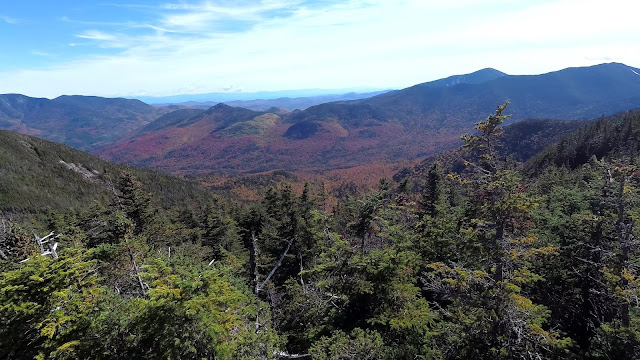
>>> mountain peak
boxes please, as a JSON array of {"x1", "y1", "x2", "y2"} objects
[
  {"x1": 212, "y1": 102, "x2": 231, "y2": 109},
  {"x1": 418, "y1": 67, "x2": 507, "y2": 88},
  {"x1": 204, "y1": 103, "x2": 260, "y2": 116},
  {"x1": 599, "y1": 62, "x2": 640, "y2": 74},
  {"x1": 472, "y1": 67, "x2": 507, "y2": 76},
  {"x1": 543, "y1": 62, "x2": 637, "y2": 74},
  {"x1": 204, "y1": 103, "x2": 237, "y2": 113}
]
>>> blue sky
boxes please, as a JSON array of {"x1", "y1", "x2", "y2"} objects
[{"x1": 1, "y1": 0, "x2": 639, "y2": 98}]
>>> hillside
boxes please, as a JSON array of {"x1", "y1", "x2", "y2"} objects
[
  {"x1": 525, "y1": 108, "x2": 640, "y2": 175},
  {"x1": 0, "y1": 94, "x2": 168, "y2": 150},
  {"x1": 97, "y1": 63, "x2": 640, "y2": 176},
  {"x1": 96, "y1": 102, "x2": 453, "y2": 174},
  {"x1": 396, "y1": 107, "x2": 640, "y2": 191},
  {"x1": 394, "y1": 117, "x2": 587, "y2": 182},
  {"x1": 0, "y1": 130, "x2": 211, "y2": 216}
]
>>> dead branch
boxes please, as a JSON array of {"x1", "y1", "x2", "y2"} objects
[{"x1": 256, "y1": 237, "x2": 295, "y2": 293}]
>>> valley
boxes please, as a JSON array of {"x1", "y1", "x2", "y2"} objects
[
  {"x1": 3, "y1": 63, "x2": 639, "y2": 185},
  {"x1": 3, "y1": 62, "x2": 640, "y2": 202}
]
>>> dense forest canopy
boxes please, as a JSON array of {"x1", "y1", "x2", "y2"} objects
[{"x1": 3, "y1": 105, "x2": 640, "y2": 359}]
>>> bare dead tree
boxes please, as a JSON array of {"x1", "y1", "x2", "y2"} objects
[
  {"x1": 19, "y1": 231, "x2": 62, "y2": 263},
  {"x1": 0, "y1": 217, "x2": 13, "y2": 260},
  {"x1": 251, "y1": 231, "x2": 260, "y2": 294},
  {"x1": 256, "y1": 236, "x2": 296, "y2": 293},
  {"x1": 0, "y1": 218, "x2": 8, "y2": 261},
  {"x1": 275, "y1": 352, "x2": 311, "y2": 359}
]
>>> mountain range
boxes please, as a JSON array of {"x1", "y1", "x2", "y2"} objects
[
  {"x1": 96, "y1": 62, "x2": 640, "y2": 175},
  {"x1": 171, "y1": 90, "x2": 390, "y2": 111},
  {"x1": 133, "y1": 87, "x2": 388, "y2": 104},
  {"x1": 0, "y1": 94, "x2": 168, "y2": 150},
  {"x1": 288, "y1": 63, "x2": 640, "y2": 129},
  {"x1": 1, "y1": 62, "x2": 640, "y2": 177}
]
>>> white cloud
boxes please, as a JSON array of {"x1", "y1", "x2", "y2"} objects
[
  {"x1": 1, "y1": 0, "x2": 640, "y2": 98},
  {"x1": 76, "y1": 30, "x2": 120, "y2": 41},
  {"x1": 74, "y1": 30, "x2": 136, "y2": 48}
]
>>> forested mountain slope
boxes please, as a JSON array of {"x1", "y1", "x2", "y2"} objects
[
  {"x1": 0, "y1": 94, "x2": 168, "y2": 150},
  {"x1": 394, "y1": 116, "x2": 586, "y2": 182},
  {"x1": 525, "y1": 108, "x2": 640, "y2": 175},
  {"x1": 0, "y1": 130, "x2": 210, "y2": 216}
]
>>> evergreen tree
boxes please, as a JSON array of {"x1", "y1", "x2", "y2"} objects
[
  {"x1": 0, "y1": 248, "x2": 102, "y2": 360},
  {"x1": 419, "y1": 163, "x2": 444, "y2": 220}
]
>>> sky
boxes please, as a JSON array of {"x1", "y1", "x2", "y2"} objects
[{"x1": 1, "y1": 0, "x2": 639, "y2": 99}]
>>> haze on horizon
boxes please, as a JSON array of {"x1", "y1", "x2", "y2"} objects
[{"x1": 1, "y1": 0, "x2": 639, "y2": 99}]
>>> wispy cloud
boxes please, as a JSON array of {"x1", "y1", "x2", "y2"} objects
[
  {"x1": 161, "y1": 0, "x2": 300, "y2": 14},
  {"x1": 30, "y1": 50, "x2": 56, "y2": 57},
  {"x1": 157, "y1": 0, "x2": 302, "y2": 33},
  {"x1": 98, "y1": 3, "x2": 158, "y2": 9},
  {"x1": 1, "y1": 0, "x2": 640, "y2": 98},
  {"x1": 76, "y1": 30, "x2": 120, "y2": 41},
  {"x1": 61, "y1": 15, "x2": 135, "y2": 27},
  {"x1": 1, "y1": 14, "x2": 20, "y2": 24}
]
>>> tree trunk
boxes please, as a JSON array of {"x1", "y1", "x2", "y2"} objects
[
  {"x1": 257, "y1": 237, "x2": 295, "y2": 293},
  {"x1": 250, "y1": 231, "x2": 260, "y2": 294}
]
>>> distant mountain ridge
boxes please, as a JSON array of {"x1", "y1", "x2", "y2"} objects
[
  {"x1": 96, "y1": 63, "x2": 640, "y2": 175},
  {"x1": 289, "y1": 63, "x2": 640, "y2": 129},
  {"x1": 173, "y1": 90, "x2": 390, "y2": 111},
  {"x1": 0, "y1": 94, "x2": 168, "y2": 150},
  {"x1": 135, "y1": 88, "x2": 388, "y2": 105}
]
